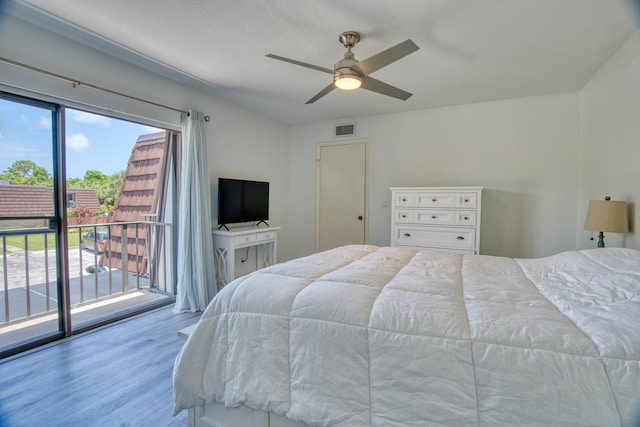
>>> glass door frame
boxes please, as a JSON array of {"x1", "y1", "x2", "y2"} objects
[
  {"x1": 0, "y1": 92, "x2": 71, "y2": 358},
  {"x1": 54, "y1": 104, "x2": 72, "y2": 340},
  {"x1": 1, "y1": 90, "x2": 179, "y2": 359}
]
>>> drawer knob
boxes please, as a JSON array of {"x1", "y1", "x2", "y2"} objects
[
  {"x1": 464, "y1": 198, "x2": 470, "y2": 203},
  {"x1": 432, "y1": 198, "x2": 437, "y2": 202},
  {"x1": 403, "y1": 233, "x2": 411, "y2": 237},
  {"x1": 432, "y1": 215, "x2": 437, "y2": 219},
  {"x1": 464, "y1": 216, "x2": 470, "y2": 220},
  {"x1": 401, "y1": 198, "x2": 407, "y2": 202},
  {"x1": 401, "y1": 214, "x2": 407, "y2": 218},
  {"x1": 456, "y1": 236, "x2": 465, "y2": 240}
]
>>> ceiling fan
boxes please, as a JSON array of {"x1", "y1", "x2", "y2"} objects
[{"x1": 266, "y1": 31, "x2": 419, "y2": 104}]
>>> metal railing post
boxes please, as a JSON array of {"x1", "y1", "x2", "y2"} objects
[
  {"x1": 44, "y1": 233, "x2": 50, "y2": 312},
  {"x1": 2, "y1": 237, "x2": 9, "y2": 322},
  {"x1": 121, "y1": 224, "x2": 128, "y2": 294},
  {"x1": 24, "y1": 236, "x2": 31, "y2": 317},
  {"x1": 134, "y1": 225, "x2": 140, "y2": 290},
  {"x1": 79, "y1": 226, "x2": 85, "y2": 303}
]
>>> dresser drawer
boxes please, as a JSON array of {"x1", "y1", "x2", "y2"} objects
[
  {"x1": 414, "y1": 193, "x2": 452, "y2": 208},
  {"x1": 394, "y1": 193, "x2": 414, "y2": 207},
  {"x1": 454, "y1": 193, "x2": 477, "y2": 208},
  {"x1": 394, "y1": 226, "x2": 476, "y2": 251},
  {"x1": 394, "y1": 209, "x2": 413, "y2": 222},
  {"x1": 413, "y1": 210, "x2": 476, "y2": 226},
  {"x1": 414, "y1": 210, "x2": 453, "y2": 225},
  {"x1": 256, "y1": 231, "x2": 276, "y2": 242},
  {"x1": 234, "y1": 233, "x2": 257, "y2": 246},
  {"x1": 455, "y1": 211, "x2": 476, "y2": 226}
]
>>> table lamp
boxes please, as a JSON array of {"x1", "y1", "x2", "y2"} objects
[{"x1": 584, "y1": 196, "x2": 629, "y2": 247}]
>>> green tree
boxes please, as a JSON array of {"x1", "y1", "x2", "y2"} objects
[
  {"x1": 103, "y1": 170, "x2": 125, "y2": 208},
  {"x1": 83, "y1": 170, "x2": 107, "y2": 186},
  {"x1": 66, "y1": 177, "x2": 85, "y2": 188},
  {"x1": 0, "y1": 160, "x2": 52, "y2": 186}
]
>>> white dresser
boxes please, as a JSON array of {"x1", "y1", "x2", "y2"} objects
[
  {"x1": 212, "y1": 226, "x2": 280, "y2": 288},
  {"x1": 390, "y1": 187, "x2": 482, "y2": 254}
]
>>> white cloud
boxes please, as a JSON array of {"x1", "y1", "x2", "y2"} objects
[
  {"x1": 70, "y1": 110, "x2": 111, "y2": 126},
  {"x1": 39, "y1": 116, "x2": 51, "y2": 129},
  {"x1": 66, "y1": 133, "x2": 90, "y2": 151}
]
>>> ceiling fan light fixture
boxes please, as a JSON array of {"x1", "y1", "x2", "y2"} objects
[
  {"x1": 267, "y1": 30, "x2": 418, "y2": 103},
  {"x1": 334, "y1": 68, "x2": 362, "y2": 90},
  {"x1": 335, "y1": 75, "x2": 362, "y2": 90}
]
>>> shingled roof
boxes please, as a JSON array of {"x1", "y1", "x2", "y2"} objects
[
  {"x1": 0, "y1": 184, "x2": 100, "y2": 216},
  {"x1": 102, "y1": 131, "x2": 168, "y2": 274}
]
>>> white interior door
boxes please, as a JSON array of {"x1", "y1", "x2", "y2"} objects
[{"x1": 316, "y1": 140, "x2": 367, "y2": 252}]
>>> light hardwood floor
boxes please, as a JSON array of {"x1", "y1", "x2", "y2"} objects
[{"x1": 0, "y1": 305, "x2": 201, "y2": 427}]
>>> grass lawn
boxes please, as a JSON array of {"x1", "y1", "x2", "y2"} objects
[{"x1": 0, "y1": 228, "x2": 82, "y2": 253}]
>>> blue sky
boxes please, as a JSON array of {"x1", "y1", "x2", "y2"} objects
[{"x1": 0, "y1": 99, "x2": 162, "y2": 179}]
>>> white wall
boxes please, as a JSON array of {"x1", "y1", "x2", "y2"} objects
[
  {"x1": 288, "y1": 93, "x2": 581, "y2": 259},
  {"x1": 0, "y1": 15, "x2": 290, "y2": 244},
  {"x1": 578, "y1": 29, "x2": 640, "y2": 250}
]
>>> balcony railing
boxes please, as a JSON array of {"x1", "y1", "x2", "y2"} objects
[{"x1": 0, "y1": 220, "x2": 174, "y2": 348}]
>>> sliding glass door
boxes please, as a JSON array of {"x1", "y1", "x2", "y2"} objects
[
  {"x1": 0, "y1": 93, "x2": 68, "y2": 355},
  {"x1": 0, "y1": 92, "x2": 177, "y2": 358}
]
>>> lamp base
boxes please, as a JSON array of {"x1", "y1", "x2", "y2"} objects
[{"x1": 597, "y1": 231, "x2": 605, "y2": 248}]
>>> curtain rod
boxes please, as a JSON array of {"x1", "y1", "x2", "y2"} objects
[{"x1": 0, "y1": 56, "x2": 210, "y2": 122}]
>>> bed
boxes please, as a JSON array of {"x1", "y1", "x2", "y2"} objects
[{"x1": 173, "y1": 245, "x2": 640, "y2": 426}]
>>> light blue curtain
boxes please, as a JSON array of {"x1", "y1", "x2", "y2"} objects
[{"x1": 173, "y1": 110, "x2": 216, "y2": 313}]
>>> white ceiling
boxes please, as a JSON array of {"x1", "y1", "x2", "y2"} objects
[{"x1": 4, "y1": 0, "x2": 640, "y2": 126}]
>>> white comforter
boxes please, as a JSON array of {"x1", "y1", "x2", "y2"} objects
[{"x1": 173, "y1": 245, "x2": 640, "y2": 426}]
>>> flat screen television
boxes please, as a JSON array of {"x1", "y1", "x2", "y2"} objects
[{"x1": 218, "y1": 178, "x2": 269, "y2": 229}]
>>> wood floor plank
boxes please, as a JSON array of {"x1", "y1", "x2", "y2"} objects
[{"x1": 0, "y1": 305, "x2": 201, "y2": 427}]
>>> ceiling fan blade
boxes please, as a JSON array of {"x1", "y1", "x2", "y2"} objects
[
  {"x1": 305, "y1": 83, "x2": 336, "y2": 104},
  {"x1": 266, "y1": 54, "x2": 333, "y2": 74},
  {"x1": 360, "y1": 76, "x2": 413, "y2": 101},
  {"x1": 354, "y1": 39, "x2": 419, "y2": 76}
]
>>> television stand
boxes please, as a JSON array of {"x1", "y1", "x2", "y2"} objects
[{"x1": 211, "y1": 226, "x2": 280, "y2": 288}]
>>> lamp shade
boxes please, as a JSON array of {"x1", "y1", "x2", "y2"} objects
[{"x1": 584, "y1": 199, "x2": 629, "y2": 233}]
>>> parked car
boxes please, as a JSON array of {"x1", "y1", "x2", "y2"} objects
[{"x1": 81, "y1": 230, "x2": 109, "y2": 253}]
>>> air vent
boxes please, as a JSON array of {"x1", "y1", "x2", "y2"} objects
[{"x1": 335, "y1": 123, "x2": 356, "y2": 137}]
